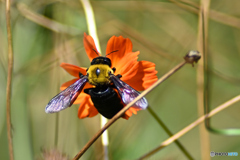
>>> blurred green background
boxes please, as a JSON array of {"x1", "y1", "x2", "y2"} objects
[{"x1": 1, "y1": 0, "x2": 240, "y2": 159}]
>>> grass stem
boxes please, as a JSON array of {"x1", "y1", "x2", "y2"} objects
[
  {"x1": 147, "y1": 107, "x2": 193, "y2": 159},
  {"x1": 6, "y1": 0, "x2": 14, "y2": 159},
  {"x1": 80, "y1": 0, "x2": 108, "y2": 159}
]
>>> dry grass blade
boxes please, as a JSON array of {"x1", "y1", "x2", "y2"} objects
[
  {"x1": 196, "y1": 0, "x2": 210, "y2": 159},
  {"x1": 210, "y1": 10, "x2": 240, "y2": 29},
  {"x1": 138, "y1": 95, "x2": 240, "y2": 159},
  {"x1": 6, "y1": 0, "x2": 14, "y2": 159},
  {"x1": 17, "y1": 3, "x2": 80, "y2": 35},
  {"x1": 170, "y1": 0, "x2": 240, "y2": 29},
  {"x1": 80, "y1": 0, "x2": 108, "y2": 159},
  {"x1": 73, "y1": 60, "x2": 188, "y2": 159}
]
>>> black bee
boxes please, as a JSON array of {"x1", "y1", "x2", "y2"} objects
[{"x1": 45, "y1": 53, "x2": 148, "y2": 119}]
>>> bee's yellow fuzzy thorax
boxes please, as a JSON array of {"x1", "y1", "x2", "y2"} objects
[{"x1": 87, "y1": 64, "x2": 113, "y2": 86}]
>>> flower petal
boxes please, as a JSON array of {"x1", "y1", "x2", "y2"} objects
[
  {"x1": 122, "y1": 61, "x2": 158, "y2": 91},
  {"x1": 106, "y1": 36, "x2": 133, "y2": 67},
  {"x1": 60, "y1": 63, "x2": 87, "y2": 78},
  {"x1": 114, "y1": 51, "x2": 139, "y2": 75},
  {"x1": 60, "y1": 78, "x2": 79, "y2": 90},
  {"x1": 123, "y1": 107, "x2": 141, "y2": 120},
  {"x1": 122, "y1": 113, "x2": 130, "y2": 120},
  {"x1": 77, "y1": 93, "x2": 98, "y2": 118},
  {"x1": 83, "y1": 33, "x2": 100, "y2": 61},
  {"x1": 105, "y1": 36, "x2": 158, "y2": 91}
]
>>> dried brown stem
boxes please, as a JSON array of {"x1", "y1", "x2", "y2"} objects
[
  {"x1": 170, "y1": 0, "x2": 240, "y2": 29},
  {"x1": 196, "y1": 0, "x2": 211, "y2": 159},
  {"x1": 138, "y1": 95, "x2": 240, "y2": 159},
  {"x1": 73, "y1": 61, "x2": 187, "y2": 160},
  {"x1": 17, "y1": 3, "x2": 80, "y2": 35},
  {"x1": 6, "y1": 0, "x2": 14, "y2": 159}
]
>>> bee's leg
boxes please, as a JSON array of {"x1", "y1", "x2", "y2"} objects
[
  {"x1": 116, "y1": 74, "x2": 122, "y2": 79},
  {"x1": 79, "y1": 72, "x2": 84, "y2": 78},
  {"x1": 112, "y1": 67, "x2": 116, "y2": 73},
  {"x1": 109, "y1": 71, "x2": 122, "y2": 79}
]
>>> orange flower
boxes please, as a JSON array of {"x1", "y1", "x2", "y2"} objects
[{"x1": 60, "y1": 33, "x2": 158, "y2": 119}]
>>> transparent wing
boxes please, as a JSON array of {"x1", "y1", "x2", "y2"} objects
[
  {"x1": 45, "y1": 76, "x2": 88, "y2": 113},
  {"x1": 110, "y1": 75, "x2": 148, "y2": 109}
]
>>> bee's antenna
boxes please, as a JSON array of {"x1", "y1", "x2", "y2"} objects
[
  {"x1": 106, "y1": 50, "x2": 118, "y2": 57},
  {"x1": 92, "y1": 48, "x2": 100, "y2": 56}
]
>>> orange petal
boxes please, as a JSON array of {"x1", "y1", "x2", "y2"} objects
[
  {"x1": 77, "y1": 93, "x2": 99, "y2": 119},
  {"x1": 121, "y1": 61, "x2": 158, "y2": 91},
  {"x1": 114, "y1": 51, "x2": 139, "y2": 75},
  {"x1": 60, "y1": 63, "x2": 87, "y2": 78},
  {"x1": 83, "y1": 33, "x2": 100, "y2": 61},
  {"x1": 106, "y1": 36, "x2": 133, "y2": 67},
  {"x1": 122, "y1": 113, "x2": 130, "y2": 120},
  {"x1": 122, "y1": 107, "x2": 141, "y2": 119},
  {"x1": 60, "y1": 78, "x2": 79, "y2": 90}
]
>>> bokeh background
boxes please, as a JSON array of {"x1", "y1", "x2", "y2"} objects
[{"x1": 1, "y1": 0, "x2": 240, "y2": 159}]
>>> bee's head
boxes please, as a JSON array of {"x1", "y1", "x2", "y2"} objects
[
  {"x1": 87, "y1": 49, "x2": 118, "y2": 86},
  {"x1": 90, "y1": 49, "x2": 119, "y2": 67},
  {"x1": 87, "y1": 57, "x2": 112, "y2": 86},
  {"x1": 91, "y1": 57, "x2": 112, "y2": 67}
]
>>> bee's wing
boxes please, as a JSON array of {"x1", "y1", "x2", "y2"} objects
[
  {"x1": 110, "y1": 75, "x2": 148, "y2": 110},
  {"x1": 45, "y1": 76, "x2": 88, "y2": 113}
]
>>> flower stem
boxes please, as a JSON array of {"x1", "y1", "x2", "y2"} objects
[
  {"x1": 138, "y1": 95, "x2": 240, "y2": 159},
  {"x1": 80, "y1": 0, "x2": 101, "y2": 52},
  {"x1": 73, "y1": 60, "x2": 188, "y2": 160},
  {"x1": 6, "y1": 0, "x2": 14, "y2": 159},
  {"x1": 80, "y1": 0, "x2": 108, "y2": 159},
  {"x1": 147, "y1": 107, "x2": 193, "y2": 159}
]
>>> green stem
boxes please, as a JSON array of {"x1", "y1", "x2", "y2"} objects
[{"x1": 147, "y1": 107, "x2": 193, "y2": 160}]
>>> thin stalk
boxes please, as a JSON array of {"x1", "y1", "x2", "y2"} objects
[
  {"x1": 196, "y1": 0, "x2": 211, "y2": 159},
  {"x1": 80, "y1": 0, "x2": 108, "y2": 159},
  {"x1": 73, "y1": 61, "x2": 187, "y2": 160},
  {"x1": 54, "y1": 113, "x2": 59, "y2": 147},
  {"x1": 138, "y1": 95, "x2": 240, "y2": 159},
  {"x1": 170, "y1": 0, "x2": 240, "y2": 29},
  {"x1": 147, "y1": 107, "x2": 193, "y2": 159},
  {"x1": 6, "y1": 0, "x2": 14, "y2": 159},
  {"x1": 17, "y1": 3, "x2": 80, "y2": 35},
  {"x1": 80, "y1": 0, "x2": 101, "y2": 52}
]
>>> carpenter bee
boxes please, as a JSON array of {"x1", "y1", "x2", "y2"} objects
[{"x1": 45, "y1": 51, "x2": 148, "y2": 119}]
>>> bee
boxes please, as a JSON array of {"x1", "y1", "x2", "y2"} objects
[{"x1": 45, "y1": 51, "x2": 148, "y2": 119}]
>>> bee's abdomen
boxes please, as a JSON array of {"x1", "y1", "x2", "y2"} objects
[{"x1": 84, "y1": 87, "x2": 124, "y2": 119}]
